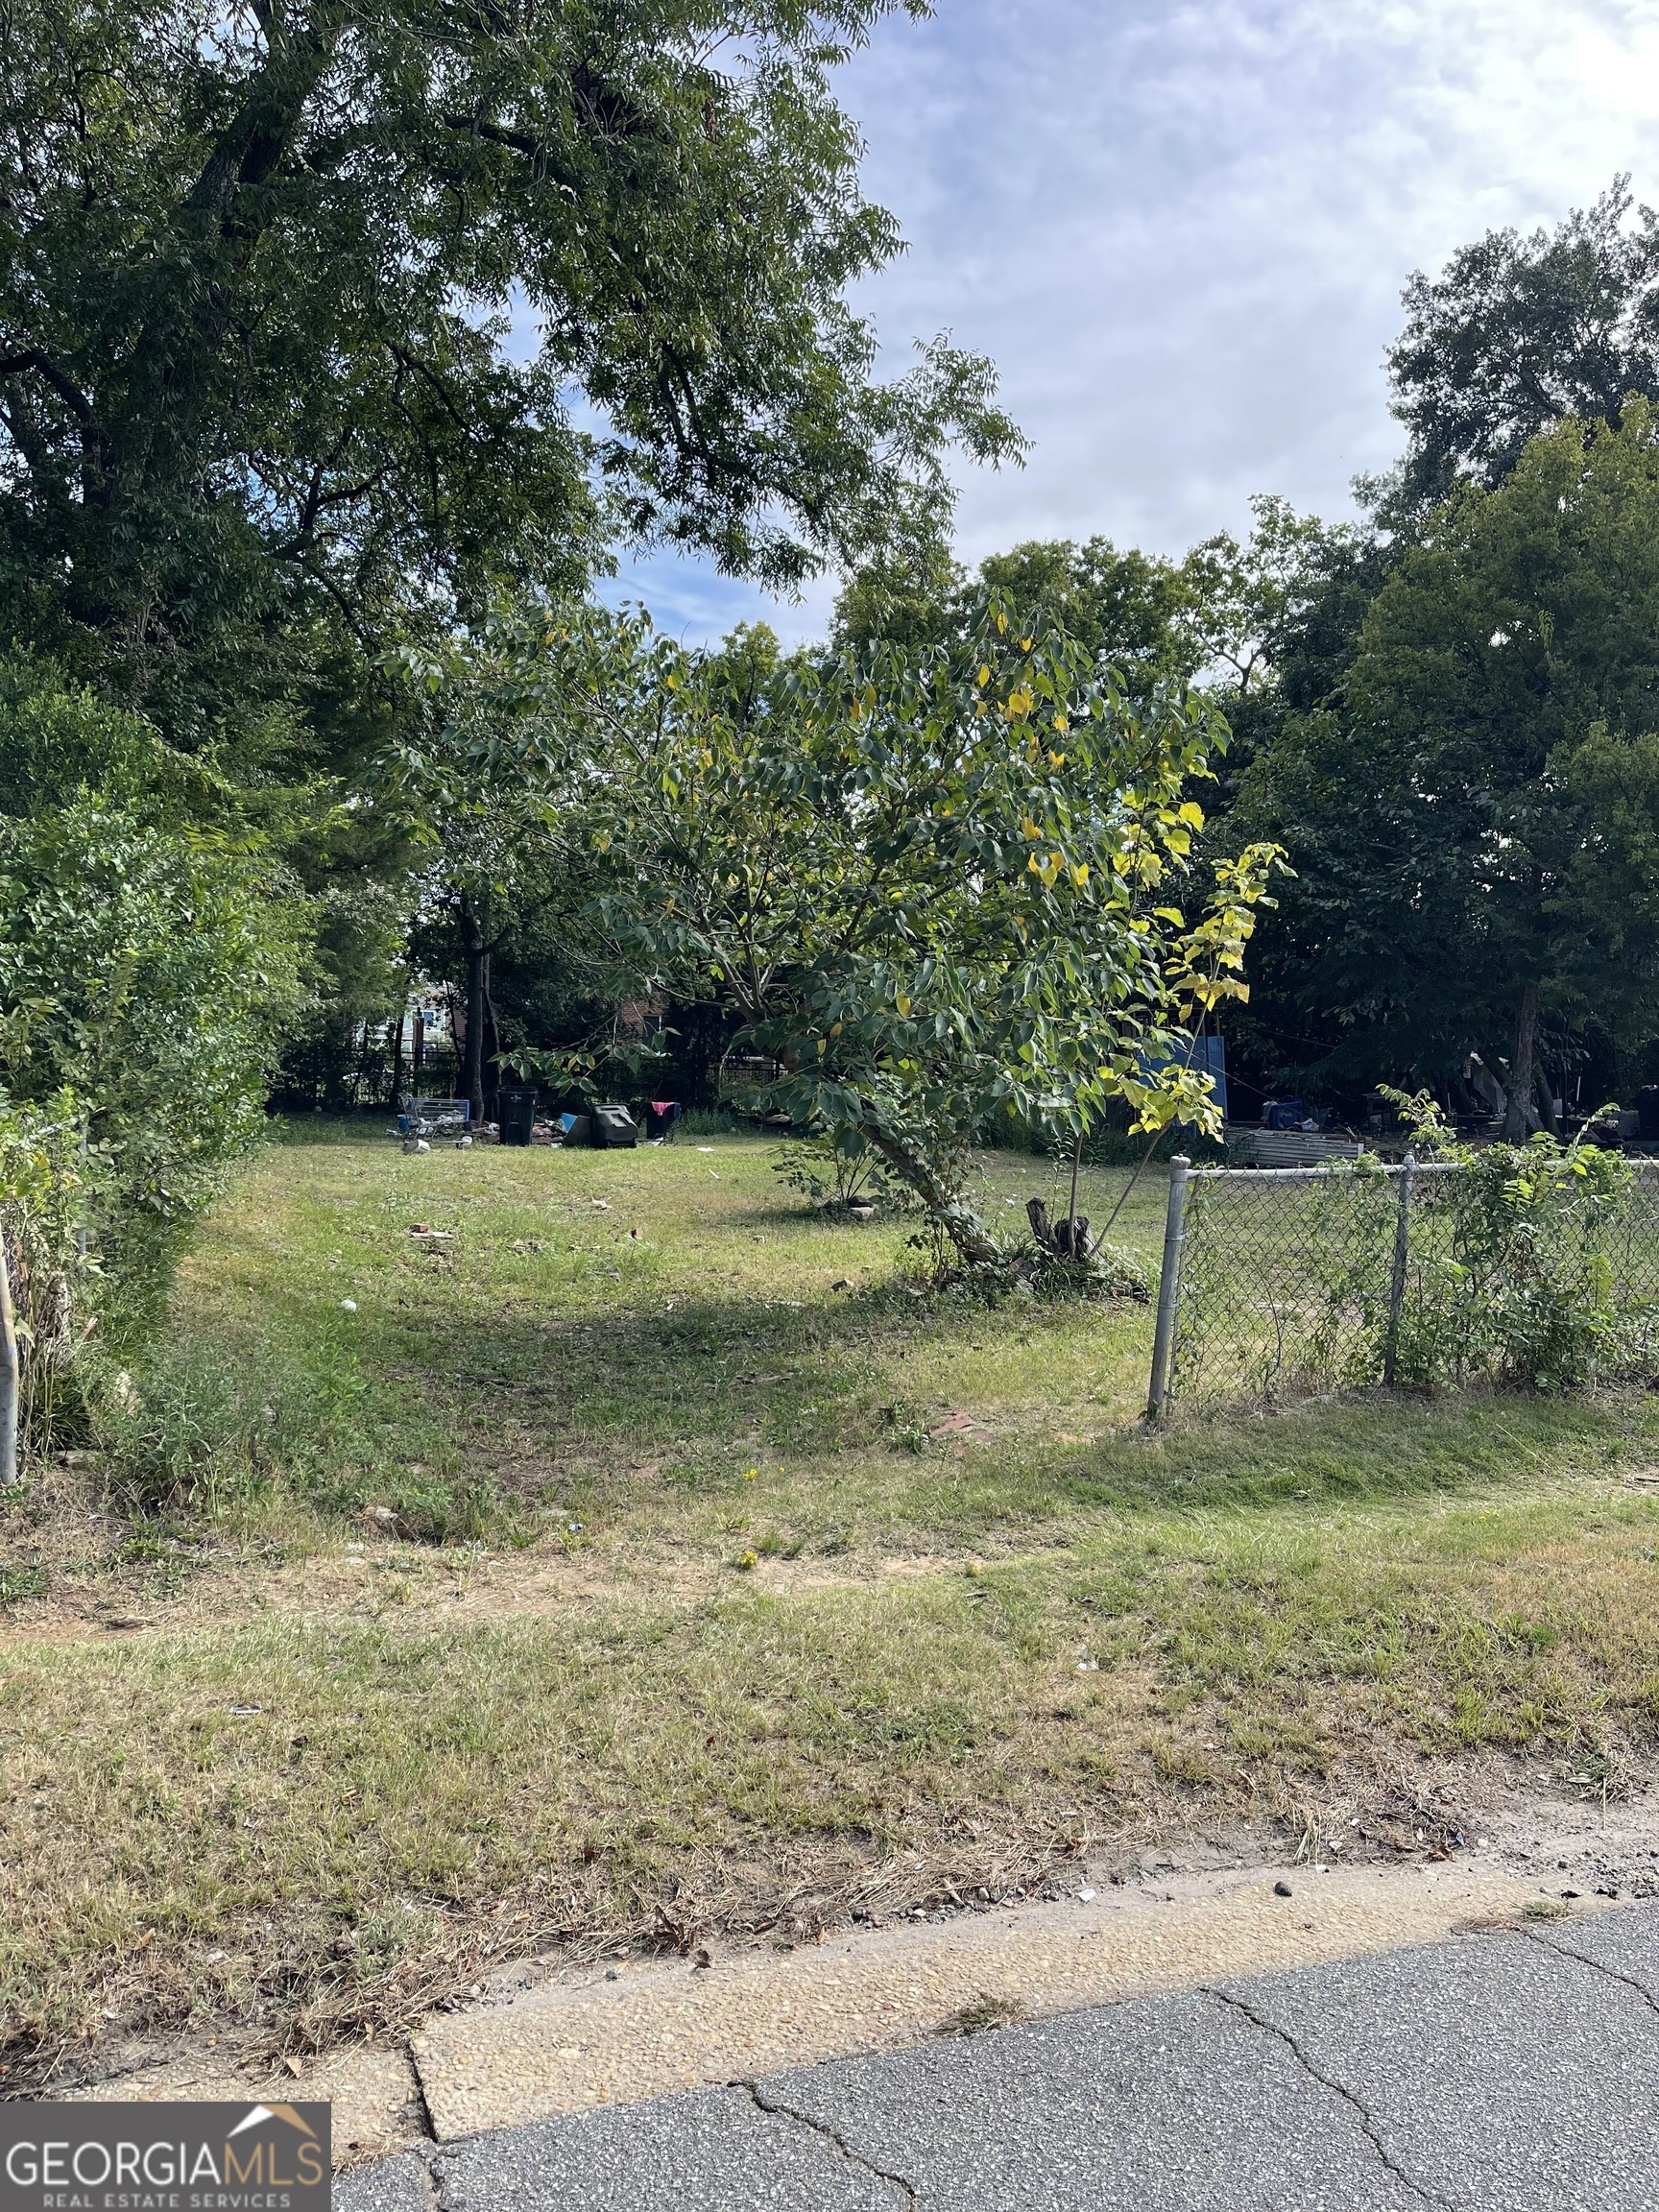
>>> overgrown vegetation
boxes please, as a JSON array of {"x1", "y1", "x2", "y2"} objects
[
  {"x1": 1175, "y1": 1113, "x2": 1659, "y2": 1409},
  {"x1": 2, "y1": 1131, "x2": 1658, "y2": 2079},
  {"x1": 0, "y1": 667, "x2": 303, "y2": 1452}
]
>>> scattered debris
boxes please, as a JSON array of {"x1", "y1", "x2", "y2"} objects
[
  {"x1": 1274, "y1": 1880, "x2": 1293, "y2": 1897},
  {"x1": 830, "y1": 1277, "x2": 853, "y2": 1291},
  {"x1": 926, "y1": 1407, "x2": 993, "y2": 1458},
  {"x1": 339, "y1": 1298, "x2": 357, "y2": 1311}
]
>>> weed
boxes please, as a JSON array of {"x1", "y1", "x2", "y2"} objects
[{"x1": 938, "y1": 1992, "x2": 1026, "y2": 2036}]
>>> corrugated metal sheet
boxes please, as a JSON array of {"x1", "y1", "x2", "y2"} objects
[{"x1": 1230, "y1": 1129, "x2": 1365, "y2": 1168}]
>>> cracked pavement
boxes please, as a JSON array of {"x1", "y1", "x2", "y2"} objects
[{"x1": 335, "y1": 1899, "x2": 1659, "y2": 2210}]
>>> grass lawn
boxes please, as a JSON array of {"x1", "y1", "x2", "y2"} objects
[{"x1": 3, "y1": 1123, "x2": 1659, "y2": 2079}]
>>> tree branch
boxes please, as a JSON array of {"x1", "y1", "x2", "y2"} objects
[
  {"x1": 440, "y1": 113, "x2": 579, "y2": 193},
  {"x1": 0, "y1": 347, "x2": 91, "y2": 421}
]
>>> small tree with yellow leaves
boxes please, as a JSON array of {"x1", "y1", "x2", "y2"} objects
[{"x1": 415, "y1": 596, "x2": 1284, "y2": 1266}]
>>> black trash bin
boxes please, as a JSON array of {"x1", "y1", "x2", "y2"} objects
[
  {"x1": 1638, "y1": 1087, "x2": 1659, "y2": 1142},
  {"x1": 498, "y1": 1086, "x2": 538, "y2": 1146}
]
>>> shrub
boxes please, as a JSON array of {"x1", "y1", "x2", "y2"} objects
[{"x1": 0, "y1": 666, "x2": 305, "y2": 1460}]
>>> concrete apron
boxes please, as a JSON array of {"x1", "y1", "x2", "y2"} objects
[{"x1": 69, "y1": 1854, "x2": 1594, "y2": 2158}]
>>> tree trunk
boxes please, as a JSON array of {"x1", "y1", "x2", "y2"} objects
[
  {"x1": 389, "y1": 1001, "x2": 406, "y2": 1109},
  {"x1": 349, "y1": 1018, "x2": 372, "y2": 1110},
  {"x1": 862, "y1": 1126, "x2": 1002, "y2": 1265},
  {"x1": 412, "y1": 1009, "x2": 425, "y2": 1090},
  {"x1": 1503, "y1": 982, "x2": 1539, "y2": 1141},
  {"x1": 459, "y1": 894, "x2": 488, "y2": 1128},
  {"x1": 483, "y1": 963, "x2": 503, "y2": 1126}
]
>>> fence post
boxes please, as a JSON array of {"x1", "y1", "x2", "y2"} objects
[
  {"x1": 1382, "y1": 1150, "x2": 1415, "y2": 1386},
  {"x1": 0, "y1": 1223, "x2": 16, "y2": 1487},
  {"x1": 1146, "y1": 1155, "x2": 1191, "y2": 1423}
]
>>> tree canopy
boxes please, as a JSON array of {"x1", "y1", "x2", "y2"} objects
[
  {"x1": 1235, "y1": 406, "x2": 1659, "y2": 1124},
  {"x1": 0, "y1": 0, "x2": 1019, "y2": 739},
  {"x1": 1389, "y1": 178, "x2": 1659, "y2": 502}
]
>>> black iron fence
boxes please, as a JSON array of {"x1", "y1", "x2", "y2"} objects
[{"x1": 1147, "y1": 1153, "x2": 1659, "y2": 1416}]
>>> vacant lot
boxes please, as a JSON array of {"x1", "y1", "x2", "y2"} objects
[{"x1": 3, "y1": 1125, "x2": 1658, "y2": 2079}]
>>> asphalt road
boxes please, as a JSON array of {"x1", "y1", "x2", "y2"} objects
[{"x1": 337, "y1": 1899, "x2": 1659, "y2": 2210}]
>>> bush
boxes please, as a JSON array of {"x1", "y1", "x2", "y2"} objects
[
  {"x1": 0, "y1": 1094, "x2": 101, "y2": 1451},
  {"x1": 772, "y1": 1130, "x2": 907, "y2": 1213},
  {"x1": 0, "y1": 666, "x2": 305, "y2": 1459},
  {"x1": 1397, "y1": 1133, "x2": 1642, "y2": 1391}
]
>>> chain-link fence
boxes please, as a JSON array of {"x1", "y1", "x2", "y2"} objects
[{"x1": 1148, "y1": 1154, "x2": 1659, "y2": 1416}]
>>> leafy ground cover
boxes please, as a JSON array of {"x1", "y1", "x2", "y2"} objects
[{"x1": 2, "y1": 1125, "x2": 1658, "y2": 2080}]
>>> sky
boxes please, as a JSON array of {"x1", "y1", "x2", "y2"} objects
[{"x1": 603, "y1": 0, "x2": 1659, "y2": 646}]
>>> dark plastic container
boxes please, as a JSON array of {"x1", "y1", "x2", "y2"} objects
[
  {"x1": 592, "y1": 1103, "x2": 639, "y2": 1148},
  {"x1": 498, "y1": 1087, "x2": 538, "y2": 1146}
]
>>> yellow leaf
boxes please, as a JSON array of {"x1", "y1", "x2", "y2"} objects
[
  {"x1": 1052, "y1": 713, "x2": 1069, "y2": 733},
  {"x1": 1071, "y1": 863, "x2": 1089, "y2": 886},
  {"x1": 1022, "y1": 815, "x2": 1041, "y2": 838},
  {"x1": 977, "y1": 663, "x2": 991, "y2": 685},
  {"x1": 897, "y1": 995, "x2": 912, "y2": 1016}
]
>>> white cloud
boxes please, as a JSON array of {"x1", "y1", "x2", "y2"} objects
[{"x1": 607, "y1": 0, "x2": 1659, "y2": 642}]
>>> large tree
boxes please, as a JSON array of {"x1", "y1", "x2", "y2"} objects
[
  {"x1": 1236, "y1": 407, "x2": 1659, "y2": 1129},
  {"x1": 1389, "y1": 179, "x2": 1659, "y2": 503},
  {"x1": 0, "y1": 0, "x2": 1018, "y2": 742}
]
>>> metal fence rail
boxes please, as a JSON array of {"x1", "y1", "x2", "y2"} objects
[{"x1": 1147, "y1": 1153, "x2": 1659, "y2": 1418}]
